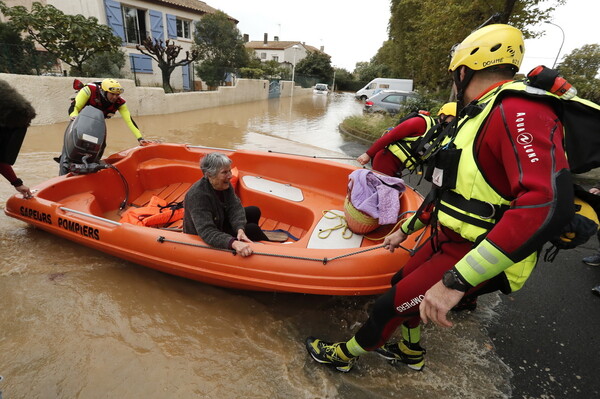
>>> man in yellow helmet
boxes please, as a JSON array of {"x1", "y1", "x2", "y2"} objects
[
  {"x1": 305, "y1": 24, "x2": 575, "y2": 373},
  {"x1": 58, "y1": 78, "x2": 150, "y2": 175},
  {"x1": 68, "y1": 78, "x2": 147, "y2": 144},
  {"x1": 357, "y1": 102, "x2": 456, "y2": 176}
]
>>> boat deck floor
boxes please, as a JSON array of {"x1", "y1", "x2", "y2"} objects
[{"x1": 127, "y1": 182, "x2": 308, "y2": 240}]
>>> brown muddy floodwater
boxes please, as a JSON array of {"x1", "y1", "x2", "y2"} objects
[{"x1": 0, "y1": 93, "x2": 512, "y2": 398}]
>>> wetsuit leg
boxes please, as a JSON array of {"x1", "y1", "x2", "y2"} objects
[
  {"x1": 354, "y1": 228, "x2": 473, "y2": 350},
  {"x1": 372, "y1": 149, "x2": 403, "y2": 177}
]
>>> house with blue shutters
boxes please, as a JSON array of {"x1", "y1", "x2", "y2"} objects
[{"x1": 3, "y1": 0, "x2": 233, "y2": 91}]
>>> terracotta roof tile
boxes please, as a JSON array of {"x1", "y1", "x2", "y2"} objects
[
  {"x1": 245, "y1": 41, "x2": 302, "y2": 50},
  {"x1": 245, "y1": 41, "x2": 326, "y2": 55},
  {"x1": 149, "y1": 0, "x2": 236, "y2": 21}
]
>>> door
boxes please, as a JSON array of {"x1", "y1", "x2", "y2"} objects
[{"x1": 182, "y1": 64, "x2": 191, "y2": 91}]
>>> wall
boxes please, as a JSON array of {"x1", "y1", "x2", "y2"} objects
[{"x1": 0, "y1": 74, "x2": 311, "y2": 125}]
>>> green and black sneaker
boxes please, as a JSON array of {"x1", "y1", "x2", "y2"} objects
[
  {"x1": 305, "y1": 337, "x2": 357, "y2": 372},
  {"x1": 375, "y1": 340, "x2": 426, "y2": 371}
]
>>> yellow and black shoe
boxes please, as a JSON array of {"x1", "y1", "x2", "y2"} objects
[
  {"x1": 375, "y1": 340, "x2": 426, "y2": 371},
  {"x1": 305, "y1": 337, "x2": 357, "y2": 372}
]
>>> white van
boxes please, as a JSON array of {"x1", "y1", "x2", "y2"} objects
[{"x1": 355, "y1": 78, "x2": 414, "y2": 100}]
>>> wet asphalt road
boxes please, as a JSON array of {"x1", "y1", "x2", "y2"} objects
[{"x1": 489, "y1": 236, "x2": 600, "y2": 398}]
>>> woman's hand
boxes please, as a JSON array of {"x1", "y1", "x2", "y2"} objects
[
  {"x1": 237, "y1": 229, "x2": 251, "y2": 243},
  {"x1": 232, "y1": 240, "x2": 253, "y2": 257}
]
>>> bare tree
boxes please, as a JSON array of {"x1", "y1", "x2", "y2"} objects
[{"x1": 136, "y1": 37, "x2": 199, "y2": 93}]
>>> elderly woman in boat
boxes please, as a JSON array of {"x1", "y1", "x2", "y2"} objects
[{"x1": 183, "y1": 152, "x2": 269, "y2": 257}]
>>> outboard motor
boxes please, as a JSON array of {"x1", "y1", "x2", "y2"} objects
[{"x1": 58, "y1": 105, "x2": 107, "y2": 175}]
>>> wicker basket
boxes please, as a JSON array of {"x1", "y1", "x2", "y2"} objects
[{"x1": 344, "y1": 196, "x2": 380, "y2": 234}]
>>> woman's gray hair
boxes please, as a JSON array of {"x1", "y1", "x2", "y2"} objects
[{"x1": 200, "y1": 152, "x2": 232, "y2": 178}]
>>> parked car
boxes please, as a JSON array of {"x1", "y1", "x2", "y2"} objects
[
  {"x1": 363, "y1": 90, "x2": 418, "y2": 115},
  {"x1": 313, "y1": 83, "x2": 329, "y2": 95},
  {"x1": 355, "y1": 78, "x2": 413, "y2": 101}
]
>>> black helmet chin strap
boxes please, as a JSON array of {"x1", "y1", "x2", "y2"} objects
[{"x1": 452, "y1": 66, "x2": 475, "y2": 116}]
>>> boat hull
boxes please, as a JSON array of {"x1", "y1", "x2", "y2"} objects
[{"x1": 5, "y1": 143, "x2": 426, "y2": 295}]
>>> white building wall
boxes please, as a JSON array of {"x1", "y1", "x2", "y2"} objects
[
  {"x1": 45, "y1": 0, "x2": 202, "y2": 91},
  {"x1": 284, "y1": 46, "x2": 308, "y2": 64}
]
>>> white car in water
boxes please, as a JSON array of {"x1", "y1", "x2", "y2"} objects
[{"x1": 313, "y1": 83, "x2": 329, "y2": 95}]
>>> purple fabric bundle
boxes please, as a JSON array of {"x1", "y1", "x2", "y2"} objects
[{"x1": 348, "y1": 169, "x2": 406, "y2": 224}]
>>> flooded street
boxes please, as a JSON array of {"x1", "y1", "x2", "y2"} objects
[{"x1": 1, "y1": 92, "x2": 512, "y2": 398}]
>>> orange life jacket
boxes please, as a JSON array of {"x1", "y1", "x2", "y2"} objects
[{"x1": 119, "y1": 196, "x2": 184, "y2": 227}]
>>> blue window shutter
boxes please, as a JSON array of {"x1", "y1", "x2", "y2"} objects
[
  {"x1": 166, "y1": 14, "x2": 177, "y2": 39},
  {"x1": 149, "y1": 10, "x2": 164, "y2": 42},
  {"x1": 130, "y1": 54, "x2": 153, "y2": 73},
  {"x1": 104, "y1": 0, "x2": 125, "y2": 42},
  {"x1": 182, "y1": 64, "x2": 190, "y2": 91}
]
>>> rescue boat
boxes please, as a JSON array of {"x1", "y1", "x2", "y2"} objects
[{"x1": 4, "y1": 143, "x2": 426, "y2": 295}]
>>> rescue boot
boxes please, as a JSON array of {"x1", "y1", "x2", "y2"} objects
[
  {"x1": 305, "y1": 337, "x2": 357, "y2": 372},
  {"x1": 375, "y1": 340, "x2": 426, "y2": 371},
  {"x1": 375, "y1": 322, "x2": 426, "y2": 371}
]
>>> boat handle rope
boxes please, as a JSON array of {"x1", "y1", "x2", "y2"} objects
[
  {"x1": 267, "y1": 149, "x2": 357, "y2": 161},
  {"x1": 186, "y1": 144, "x2": 236, "y2": 152},
  {"x1": 156, "y1": 236, "x2": 417, "y2": 264}
]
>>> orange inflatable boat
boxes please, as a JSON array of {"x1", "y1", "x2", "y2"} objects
[{"x1": 4, "y1": 143, "x2": 427, "y2": 295}]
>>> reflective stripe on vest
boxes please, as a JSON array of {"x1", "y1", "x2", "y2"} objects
[{"x1": 387, "y1": 114, "x2": 435, "y2": 170}]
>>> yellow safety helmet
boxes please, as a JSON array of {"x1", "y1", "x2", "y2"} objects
[
  {"x1": 449, "y1": 24, "x2": 524, "y2": 72},
  {"x1": 554, "y1": 197, "x2": 599, "y2": 249},
  {"x1": 101, "y1": 78, "x2": 124, "y2": 94},
  {"x1": 437, "y1": 102, "x2": 457, "y2": 117}
]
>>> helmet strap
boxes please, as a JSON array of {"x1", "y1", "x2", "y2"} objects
[{"x1": 452, "y1": 67, "x2": 475, "y2": 116}]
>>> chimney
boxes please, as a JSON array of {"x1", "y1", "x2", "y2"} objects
[
  {"x1": 274, "y1": 36, "x2": 279, "y2": 41},
  {"x1": 263, "y1": 33, "x2": 268, "y2": 44},
  {"x1": 243, "y1": 34, "x2": 249, "y2": 42},
  {"x1": 320, "y1": 45, "x2": 324, "y2": 52}
]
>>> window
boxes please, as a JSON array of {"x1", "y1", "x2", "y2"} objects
[
  {"x1": 383, "y1": 94, "x2": 405, "y2": 104},
  {"x1": 272, "y1": 55, "x2": 279, "y2": 62},
  {"x1": 379, "y1": 84, "x2": 390, "y2": 89},
  {"x1": 130, "y1": 54, "x2": 153, "y2": 73},
  {"x1": 122, "y1": 6, "x2": 147, "y2": 44},
  {"x1": 260, "y1": 52, "x2": 267, "y2": 59},
  {"x1": 176, "y1": 18, "x2": 191, "y2": 39}
]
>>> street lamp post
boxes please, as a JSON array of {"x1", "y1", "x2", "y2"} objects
[
  {"x1": 331, "y1": 68, "x2": 336, "y2": 93},
  {"x1": 291, "y1": 44, "x2": 299, "y2": 96},
  {"x1": 545, "y1": 21, "x2": 565, "y2": 69}
]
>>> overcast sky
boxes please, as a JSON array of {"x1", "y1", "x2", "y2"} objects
[{"x1": 216, "y1": 0, "x2": 599, "y2": 75}]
